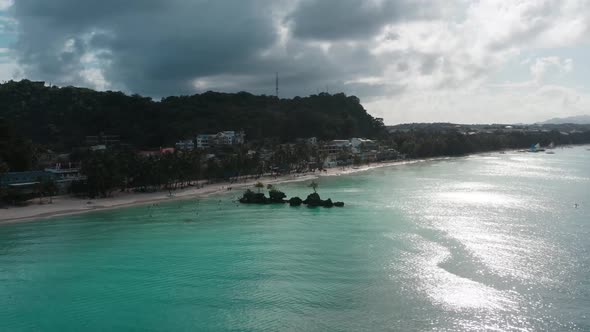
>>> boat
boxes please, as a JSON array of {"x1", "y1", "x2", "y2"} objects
[
  {"x1": 546, "y1": 151, "x2": 555, "y2": 154},
  {"x1": 528, "y1": 143, "x2": 545, "y2": 153}
]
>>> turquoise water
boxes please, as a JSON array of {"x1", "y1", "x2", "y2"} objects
[{"x1": 1, "y1": 146, "x2": 589, "y2": 331}]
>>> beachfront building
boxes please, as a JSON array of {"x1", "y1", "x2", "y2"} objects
[
  {"x1": 85, "y1": 134, "x2": 120, "y2": 147},
  {"x1": 0, "y1": 165, "x2": 86, "y2": 196},
  {"x1": 350, "y1": 138, "x2": 378, "y2": 154},
  {"x1": 44, "y1": 165, "x2": 86, "y2": 192},
  {"x1": 296, "y1": 137, "x2": 318, "y2": 145},
  {"x1": 0, "y1": 171, "x2": 53, "y2": 194},
  {"x1": 320, "y1": 140, "x2": 351, "y2": 155},
  {"x1": 196, "y1": 134, "x2": 211, "y2": 149},
  {"x1": 196, "y1": 130, "x2": 245, "y2": 149},
  {"x1": 175, "y1": 139, "x2": 195, "y2": 151},
  {"x1": 90, "y1": 144, "x2": 107, "y2": 151}
]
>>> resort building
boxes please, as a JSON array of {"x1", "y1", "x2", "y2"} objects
[
  {"x1": 85, "y1": 134, "x2": 120, "y2": 147},
  {"x1": 196, "y1": 135, "x2": 211, "y2": 149},
  {"x1": 44, "y1": 165, "x2": 86, "y2": 192},
  {"x1": 175, "y1": 140, "x2": 195, "y2": 151},
  {"x1": 196, "y1": 130, "x2": 245, "y2": 149},
  {"x1": 350, "y1": 138, "x2": 377, "y2": 154},
  {"x1": 0, "y1": 171, "x2": 52, "y2": 194},
  {"x1": 0, "y1": 164, "x2": 85, "y2": 194},
  {"x1": 296, "y1": 137, "x2": 318, "y2": 145},
  {"x1": 90, "y1": 144, "x2": 107, "y2": 151},
  {"x1": 320, "y1": 140, "x2": 352, "y2": 155}
]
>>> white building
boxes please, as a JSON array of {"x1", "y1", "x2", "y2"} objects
[
  {"x1": 350, "y1": 138, "x2": 377, "y2": 154},
  {"x1": 196, "y1": 130, "x2": 245, "y2": 149},
  {"x1": 196, "y1": 135, "x2": 211, "y2": 149},
  {"x1": 175, "y1": 139, "x2": 195, "y2": 151},
  {"x1": 320, "y1": 140, "x2": 351, "y2": 155}
]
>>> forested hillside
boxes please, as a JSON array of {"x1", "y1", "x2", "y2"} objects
[{"x1": 0, "y1": 80, "x2": 386, "y2": 150}]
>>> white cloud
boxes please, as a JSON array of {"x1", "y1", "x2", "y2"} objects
[
  {"x1": 0, "y1": 60, "x2": 21, "y2": 82},
  {"x1": 80, "y1": 67, "x2": 109, "y2": 91},
  {"x1": 530, "y1": 57, "x2": 573, "y2": 83},
  {"x1": 366, "y1": 83, "x2": 590, "y2": 124},
  {"x1": 359, "y1": 0, "x2": 590, "y2": 123},
  {"x1": 0, "y1": 0, "x2": 13, "y2": 11},
  {"x1": 9, "y1": 0, "x2": 590, "y2": 123}
]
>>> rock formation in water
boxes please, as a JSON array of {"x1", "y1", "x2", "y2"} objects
[
  {"x1": 289, "y1": 197, "x2": 303, "y2": 206},
  {"x1": 239, "y1": 189, "x2": 344, "y2": 208}
]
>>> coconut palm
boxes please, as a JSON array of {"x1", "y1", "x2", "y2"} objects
[
  {"x1": 308, "y1": 180, "x2": 318, "y2": 193},
  {"x1": 42, "y1": 178, "x2": 58, "y2": 204},
  {"x1": 255, "y1": 181, "x2": 264, "y2": 193}
]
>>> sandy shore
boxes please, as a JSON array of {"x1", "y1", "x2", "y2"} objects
[{"x1": 0, "y1": 158, "x2": 443, "y2": 225}]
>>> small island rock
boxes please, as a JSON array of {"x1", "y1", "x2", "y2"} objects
[{"x1": 289, "y1": 197, "x2": 303, "y2": 206}]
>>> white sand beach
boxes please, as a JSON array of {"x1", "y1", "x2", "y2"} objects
[{"x1": 0, "y1": 158, "x2": 439, "y2": 224}]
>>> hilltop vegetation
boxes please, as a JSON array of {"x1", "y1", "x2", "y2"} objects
[
  {"x1": 0, "y1": 80, "x2": 386, "y2": 150},
  {"x1": 540, "y1": 115, "x2": 590, "y2": 125}
]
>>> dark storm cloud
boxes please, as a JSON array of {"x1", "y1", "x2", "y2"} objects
[
  {"x1": 287, "y1": 0, "x2": 437, "y2": 41},
  {"x1": 10, "y1": 0, "x2": 438, "y2": 98},
  {"x1": 13, "y1": 0, "x2": 278, "y2": 96}
]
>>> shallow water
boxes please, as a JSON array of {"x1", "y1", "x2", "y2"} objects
[{"x1": 1, "y1": 146, "x2": 589, "y2": 331}]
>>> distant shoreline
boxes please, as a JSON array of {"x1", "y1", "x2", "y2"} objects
[{"x1": 2, "y1": 145, "x2": 585, "y2": 225}]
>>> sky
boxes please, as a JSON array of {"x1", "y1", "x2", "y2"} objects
[{"x1": 0, "y1": 0, "x2": 589, "y2": 124}]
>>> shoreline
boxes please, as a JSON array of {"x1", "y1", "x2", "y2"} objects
[
  {"x1": 1, "y1": 157, "x2": 440, "y2": 225},
  {"x1": 1, "y1": 146, "x2": 572, "y2": 225}
]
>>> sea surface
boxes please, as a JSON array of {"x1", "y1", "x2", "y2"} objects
[{"x1": 1, "y1": 146, "x2": 589, "y2": 331}]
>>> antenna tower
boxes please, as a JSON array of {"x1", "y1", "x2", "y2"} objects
[{"x1": 275, "y1": 72, "x2": 279, "y2": 98}]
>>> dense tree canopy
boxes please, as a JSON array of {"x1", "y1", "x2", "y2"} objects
[{"x1": 0, "y1": 80, "x2": 386, "y2": 151}]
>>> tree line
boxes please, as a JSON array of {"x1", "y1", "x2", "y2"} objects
[
  {"x1": 0, "y1": 80, "x2": 386, "y2": 151},
  {"x1": 387, "y1": 130, "x2": 590, "y2": 158},
  {"x1": 73, "y1": 145, "x2": 326, "y2": 198}
]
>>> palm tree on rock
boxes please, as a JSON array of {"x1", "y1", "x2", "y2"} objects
[{"x1": 308, "y1": 180, "x2": 318, "y2": 193}]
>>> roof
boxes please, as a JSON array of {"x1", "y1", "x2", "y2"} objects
[
  {"x1": 1, "y1": 171, "x2": 53, "y2": 187},
  {"x1": 160, "y1": 147, "x2": 175, "y2": 153},
  {"x1": 45, "y1": 168, "x2": 81, "y2": 174},
  {"x1": 8, "y1": 182, "x2": 40, "y2": 187}
]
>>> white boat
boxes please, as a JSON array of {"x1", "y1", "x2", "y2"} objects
[{"x1": 528, "y1": 143, "x2": 545, "y2": 153}]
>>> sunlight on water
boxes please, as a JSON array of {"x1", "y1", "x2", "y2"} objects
[{"x1": 1, "y1": 146, "x2": 589, "y2": 331}]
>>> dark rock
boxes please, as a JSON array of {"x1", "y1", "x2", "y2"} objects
[
  {"x1": 289, "y1": 197, "x2": 303, "y2": 206},
  {"x1": 269, "y1": 190, "x2": 287, "y2": 203},
  {"x1": 323, "y1": 198, "x2": 334, "y2": 208},
  {"x1": 303, "y1": 192, "x2": 320, "y2": 203},
  {"x1": 239, "y1": 189, "x2": 269, "y2": 204},
  {"x1": 303, "y1": 193, "x2": 323, "y2": 206},
  {"x1": 334, "y1": 201, "x2": 344, "y2": 207}
]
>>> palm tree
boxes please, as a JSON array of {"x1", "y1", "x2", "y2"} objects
[
  {"x1": 308, "y1": 180, "x2": 318, "y2": 193},
  {"x1": 255, "y1": 181, "x2": 264, "y2": 193},
  {"x1": 41, "y1": 178, "x2": 58, "y2": 204}
]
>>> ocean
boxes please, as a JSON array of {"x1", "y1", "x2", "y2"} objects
[{"x1": 1, "y1": 146, "x2": 589, "y2": 331}]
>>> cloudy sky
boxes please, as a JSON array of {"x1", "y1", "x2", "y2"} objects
[{"x1": 0, "y1": 0, "x2": 589, "y2": 124}]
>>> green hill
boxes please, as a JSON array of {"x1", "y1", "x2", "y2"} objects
[{"x1": 0, "y1": 80, "x2": 386, "y2": 150}]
